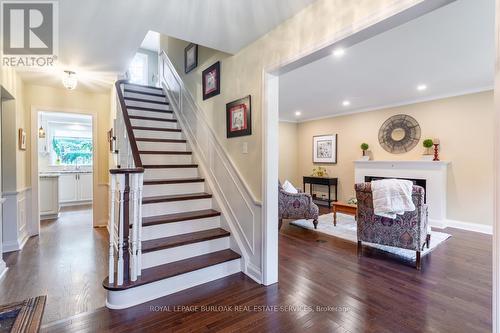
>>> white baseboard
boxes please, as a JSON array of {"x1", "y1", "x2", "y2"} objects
[
  {"x1": 0, "y1": 264, "x2": 7, "y2": 281},
  {"x1": 445, "y1": 219, "x2": 493, "y2": 235}
]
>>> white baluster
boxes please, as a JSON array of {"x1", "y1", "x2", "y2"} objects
[
  {"x1": 108, "y1": 175, "x2": 116, "y2": 284},
  {"x1": 137, "y1": 172, "x2": 144, "y2": 276},
  {"x1": 130, "y1": 173, "x2": 139, "y2": 281},
  {"x1": 116, "y1": 174, "x2": 125, "y2": 286}
]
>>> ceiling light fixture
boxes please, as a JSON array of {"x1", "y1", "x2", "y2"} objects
[
  {"x1": 342, "y1": 100, "x2": 351, "y2": 107},
  {"x1": 62, "y1": 70, "x2": 78, "y2": 90},
  {"x1": 295, "y1": 111, "x2": 302, "y2": 116},
  {"x1": 332, "y1": 48, "x2": 345, "y2": 58},
  {"x1": 417, "y1": 84, "x2": 427, "y2": 91},
  {"x1": 38, "y1": 114, "x2": 46, "y2": 139}
]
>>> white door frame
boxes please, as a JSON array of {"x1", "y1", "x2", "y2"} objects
[
  {"x1": 262, "y1": 0, "x2": 499, "y2": 330},
  {"x1": 29, "y1": 106, "x2": 99, "y2": 235}
]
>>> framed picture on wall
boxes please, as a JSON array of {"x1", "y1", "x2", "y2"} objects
[
  {"x1": 18, "y1": 128, "x2": 26, "y2": 151},
  {"x1": 184, "y1": 43, "x2": 198, "y2": 73},
  {"x1": 313, "y1": 134, "x2": 337, "y2": 164},
  {"x1": 226, "y1": 95, "x2": 251, "y2": 138},
  {"x1": 202, "y1": 61, "x2": 220, "y2": 100}
]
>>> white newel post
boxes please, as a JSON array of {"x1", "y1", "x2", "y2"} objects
[
  {"x1": 137, "y1": 173, "x2": 144, "y2": 276},
  {"x1": 108, "y1": 175, "x2": 116, "y2": 284},
  {"x1": 117, "y1": 174, "x2": 125, "y2": 286},
  {"x1": 130, "y1": 173, "x2": 139, "y2": 282}
]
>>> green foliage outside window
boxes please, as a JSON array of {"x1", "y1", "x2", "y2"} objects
[{"x1": 52, "y1": 136, "x2": 93, "y2": 165}]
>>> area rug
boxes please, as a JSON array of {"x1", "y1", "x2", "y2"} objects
[{"x1": 290, "y1": 213, "x2": 451, "y2": 261}]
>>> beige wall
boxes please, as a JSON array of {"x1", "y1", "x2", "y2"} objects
[
  {"x1": 160, "y1": 0, "x2": 424, "y2": 201},
  {"x1": 287, "y1": 91, "x2": 494, "y2": 226},
  {"x1": 278, "y1": 122, "x2": 300, "y2": 186}
]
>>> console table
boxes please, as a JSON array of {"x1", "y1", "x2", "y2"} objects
[{"x1": 303, "y1": 176, "x2": 338, "y2": 207}]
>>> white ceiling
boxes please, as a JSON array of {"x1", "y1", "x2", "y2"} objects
[
  {"x1": 16, "y1": 0, "x2": 316, "y2": 92},
  {"x1": 279, "y1": 0, "x2": 495, "y2": 122}
]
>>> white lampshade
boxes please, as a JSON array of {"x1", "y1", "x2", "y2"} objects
[{"x1": 62, "y1": 71, "x2": 77, "y2": 90}]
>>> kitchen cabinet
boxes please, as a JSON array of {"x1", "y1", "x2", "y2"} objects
[
  {"x1": 40, "y1": 175, "x2": 60, "y2": 219},
  {"x1": 58, "y1": 172, "x2": 93, "y2": 205}
]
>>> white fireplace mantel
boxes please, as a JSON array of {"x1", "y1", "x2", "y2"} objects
[{"x1": 354, "y1": 160, "x2": 450, "y2": 228}]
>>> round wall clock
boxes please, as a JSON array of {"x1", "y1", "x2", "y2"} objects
[{"x1": 378, "y1": 114, "x2": 421, "y2": 154}]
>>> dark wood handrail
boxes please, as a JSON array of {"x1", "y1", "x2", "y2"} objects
[
  {"x1": 115, "y1": 79, "x2": 142, "y2": 168},
  {"x1": 110, "y1": 167, "x2": 144, "y2": 174}
]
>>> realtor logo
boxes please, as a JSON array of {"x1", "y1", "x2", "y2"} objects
[{"x1": 1, "y1": 1, "x2": 58, "y2": 66}]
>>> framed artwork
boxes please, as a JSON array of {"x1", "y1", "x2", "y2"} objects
[
  {"x1": 184, "y1": 43, "x2": 198, "y2": 74},
  {"x1": 313, "y1": 134, "x2": 337, "y2": 164},
  {"x1": 226, "y1": 95, "x2": 251, "y2": 138},
  {"x1": 18, "y1": 128, "x2": 27, "y2": 151},
  {"x1": 202, "y1": 61, "x2": 220, "y2": 100}
]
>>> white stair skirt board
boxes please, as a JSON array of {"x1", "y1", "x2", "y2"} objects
[
  {"x1": 128, "y1": 109, "x2": 174, "y2": 119},
  {"x1": 142, "y1": 216, "x2": 221, "y2": 240},
  {"x1": 140, "y1": 154, "x2": 192, "y2": 165},
  {"x1": 137, "y1": 141, "x2": 187, "y2": 152},
  {"x1": 124, "y1": 92, "x2": 166, "y2": 102},
  {"x1": 142, "y1": 198, "x2": 212, "y2": 217},
  {"x1": 144, "y1": 168, "x2": 198, "y2": 180},
  {"x1": 124, "y1": 84, "x2": 162, "y2": 94},
  {"x1": 125, "y1": 100, "x2": 170, "y2": 111},
  {"x1": 133, "y1": 129, "x2": 183, "y2": 140},
  {"x1": 143, "y1": 182, "x2": 205, "y2": 197},
  {"x1": 142, "y1": 237, "x2": 230, "y2": 269},
  {"x1": 105, "y1": 259, "x2": 241, "y2": 310},
  {"x1": 130, "y1": 119, "x2": 178, "y2": 129}
]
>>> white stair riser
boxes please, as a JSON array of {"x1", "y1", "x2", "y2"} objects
[
  {"x1": 131, "y1": 119, "x2": 177, "y2": 129},
  {"x1": 141, "y1": 216, "x2": 221, "y2": 240},
  {"x1": 124, "y1": 85, "x2": 162, "y2": 95},
  {"x1": 133, "y1": 129, "x2": 183, "y2": 140},
  {"x1": 143, "y1": 198, "x2": 212, "y2": 217},
  {"x1": 128, "y1": 109, "x2": 174, "y2": 119},
  {"x1": 137, "y1": 141, "x2": 187, "y2": 151},
  {"x1": 143, "y1": 182, "x2": 205, "y2": 197},
  {"x1": 140, "y1": 154, "x2": 192, "y2": 165},
  {"x1": 124, "y1": 92, "x2": 166, "y2": 102},
  {"x1": 126, "y1": 100, "x2": 169, "y2": 111},
  {"x1": 144, "y1": 168, "x2": 198, "y2": 180},
  {"x1": 142, "y1": 237, "x2": 230, "y2": 269},
  {"x1": 105, "y1": 259, "x2": 241, "y2": 309}
]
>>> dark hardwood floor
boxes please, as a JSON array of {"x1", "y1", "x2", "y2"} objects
[
  {"x1": 0, "y1": 205, "x2": 109, "y2": 324},
  {"x1": 38, "y1": 208, "x2": 491, "y2": 333}
]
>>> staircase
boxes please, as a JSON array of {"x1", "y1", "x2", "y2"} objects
[{"x1": 103, "y1": 82, "x2": 241, "y2": 309}]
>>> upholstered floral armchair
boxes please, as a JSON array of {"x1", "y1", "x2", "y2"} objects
[
  {"x1": 355, "y1": 182, "x2": 430, "y2": 269},
  {"x1": 278, "y1": 183, "x2": 319, "y2": 230}
]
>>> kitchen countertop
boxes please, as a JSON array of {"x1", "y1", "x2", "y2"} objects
[{"x1": 40, "y1": 170, "x2": 92, "y2": 176}]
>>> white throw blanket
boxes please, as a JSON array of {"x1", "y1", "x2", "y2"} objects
[{"x1": 371, "y1": 179, "x2": 415, "y2": 219}]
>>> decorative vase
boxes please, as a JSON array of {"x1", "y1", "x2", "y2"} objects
[{"x1": 359, "y1": 156, "x2": 370, "y2": 161}]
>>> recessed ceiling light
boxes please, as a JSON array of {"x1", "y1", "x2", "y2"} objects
[
  {"x1": 342, "y1": 100, "x2": 351, "y2": 107},
  {"x1": 295, "y1": 111, "x2": 302, "y2": 116},
  {"x1": 417, "y1": 84, "x2": 427, "y2": 91},
  {"x1": 332, "y1": 48, "x2": 345, "y2": 58}
]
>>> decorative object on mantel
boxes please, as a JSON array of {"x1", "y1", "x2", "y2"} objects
[
  {"x1": 202, "y1": 61, "x2": 220, "y2": 100},
  {"x1": 313, "y1": 134, "x2": 337, "y2": 163},
  {"x1": 360, "y1": 143, "x2": 369, "y2": 161},
  {"x1": 421, "y1": 139, "x2": 434, "y2": 160},
  {"x1": 226, "y1": 95, "x2": 251, "y2": 138},
  {"x1": 378, "y1": 114, "x2": 421, "y2": 154},
  {"x1": 312, "y1": 166, "x2": 327, "y2": 177},
  {"x1": 433, "y1": 138, "x2": 440, "y2": 161}
]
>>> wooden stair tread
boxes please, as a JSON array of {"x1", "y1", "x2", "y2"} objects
[
  {"x1": 127, "y1": 106, "x2": 173, "y2": 113},
  {"x1": 142, "y1": 192, "x2": 212, "y2": 204},
  {"x1": 142, "y1": 209, "x2": 221, "y2": 227},
  {"x1": 125, "y1": 97, "x2": 168, "y2": 105},
  {"x1": 102, "y1": 249, "x2": 241, "y2": 291},
  {"x1": 124, "y1": 88, "x2": 165, "y2": 97},
  {"x1": 143, "y1": 164, "x2": 198, "y2": 169},
  {"x1": 132, "y1": 126, "x2": 181, "y2": 132},
  {"x1": 129, "y1": 115, "x2": 177, "y2": 122},
  {"x1": 139, "y1": 150, "x2": 192, "y2": 155},
  {"x1": 142, "y1": 228, "x2": 230, "y2": 253},
  {"x1": 136, "y1": 138, "x2": 186, "y2": 143},
  {"x1": 144, "y1": 178, "x2": 204, "y2": 185}
]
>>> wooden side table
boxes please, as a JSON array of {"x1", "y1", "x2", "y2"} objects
[{"x1": 332, "y1": 202, "x2": 357, "y2": 226}]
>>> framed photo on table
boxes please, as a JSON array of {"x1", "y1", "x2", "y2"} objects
[
  {"x1": 202, "y1": 61, "x2": 220, "y2": 100},
  {"x1": 226, "y1": 95, "x2": 251, "y2": 138},
  {"x1": 313, "y1": 134, "x2": 337, "y2": 164},
  {"x1": 184, "y1": 43, "x2": 198, "y2": 73}
]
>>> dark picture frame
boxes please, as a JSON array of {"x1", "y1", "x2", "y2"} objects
[
  {"x1": 226, "y1": 95, "x2": 251, "y2": 138},
  {"x1": 202, "y1": 61, "x2": 221, "y2": 100},
  {"x1": 313, "y1": 134, "x2": 337, "y2": 164},
  {"x1": 184, "y1": 43, "x2": 198, "y2": 74}
]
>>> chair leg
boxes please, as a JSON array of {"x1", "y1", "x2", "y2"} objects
[
  {"x1": 416, "y1": 251, "x2": 421, "y2": 270},
  {"x1": 279, "y1": 218, "x2": 283, "y2": 230},
  {"x1": 426, "y1": 234, "x2": 431, "y2": 249},
  {"x1": 357, "y1": 241, "x2": 362, "y2": 257},
  {"x1": 313, "y1": 219, "x2": 318, "y2": 229}
]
